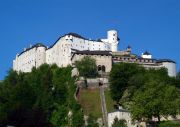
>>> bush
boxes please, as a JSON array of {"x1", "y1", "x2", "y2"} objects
[{"x1": 158, "y1": 121, "x2": 180, "y2": 127}]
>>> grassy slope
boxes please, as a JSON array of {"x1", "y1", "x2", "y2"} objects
[
  {"x1": 104, "y1": 89, "x2": 115, "y2": 112},
  {"x1": 78, "y1": 88, "x2": 115, "y2": 119},
  {"x1": 78, "y1": 89, "x2": 102, "y2": 118}
]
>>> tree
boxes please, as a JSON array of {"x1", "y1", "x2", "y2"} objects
[
  {"x1": 87, "y1": 114, "x2": 99, "y2": 127},
  {"x1": 0, "y1": 64, "x2": 84, "y2": 127},
  {"x1": 130, "y1": 75, "x2": 180, "y2": 122},
  {"x1": 109, "y1": 62, "x2": 180, "y2": 125},
  {"x1": 177, "y1": 71, "x2": 180, "y2": 79},
  {"x1": 72, "y1": 109, "x2": 84, "y2": 127},
  {"x1": 75, "y1": 56, "x2": 97, "y2": 78},
  {"x1": 112, "y1": 117, "x2": 127, "y2": 127},
  {"x1": 109, "y1": 63, "x2": 145, "y2": 103},
  {"x1": 50, "y1": 105, "x2": 68, "y2": 127}
]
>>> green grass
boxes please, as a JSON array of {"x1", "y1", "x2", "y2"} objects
[
  {"x1": 78, "y1": 89, "x2": 102, "y2": 118},
  {"x1": 104, "y1": 89, "x2": 115, "y2": 112}
]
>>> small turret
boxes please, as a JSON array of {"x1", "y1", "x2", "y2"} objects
[
  {"x1": 126, "y1": 45, "x2": 132, "y2": 52},
  {"x1": 141, "y1": 51, "x2": 152, "y2": 59}
]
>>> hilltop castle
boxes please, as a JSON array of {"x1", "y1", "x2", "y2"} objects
[{"x1": 13, "y1": 30, "x2": 176, "y2": 77}]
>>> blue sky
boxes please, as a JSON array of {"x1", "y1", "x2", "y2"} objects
[{"x1": 0, "y1": 0, "x2": 180, "y2": 79}]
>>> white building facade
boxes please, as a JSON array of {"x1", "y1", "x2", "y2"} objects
[
  {"x1": 108, "y1": 108, "x2": 137, "y2": 127},
  {"x1": 13, "y1": 29, "x2": 176, "y2": 77},
  {"x1": 13, "y1": 43, "x2": 46, "y2": 72},
  {"x1": 13, "y1": 30, "x2": 119, "y2": 72}
]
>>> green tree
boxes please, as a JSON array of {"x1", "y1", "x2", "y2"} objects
[
  {"x1": 87, "y1": 114, "x2": 99, "y2": 127},
  {"x1": 50, "y1": 105, "x2": 68, "y2": 127},
  {"x1": 112, "y1": 118, "x2": 127, "y2": 127},
  {"x1": 72, "y1": 109, "x2": 84, "y2": 127},
  {"x1": 177, "y1": 71, "x2": 180, "y2": 79},
  {"x1": 0, "y1": 64, "x2": 84, "y2": 127},
  {"x1": 109, "y1": 63, "x2": 145, "y2": 103},
  {"x1": 130, "y1": 76, "x2": 180, "y2": 122},
  {"x1": 75, "y1": 56, "x2": 97, "y2": 78}
]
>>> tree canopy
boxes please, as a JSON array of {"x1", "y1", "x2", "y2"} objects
[
  {"x1": 0, "y1": 64, "x2": 84, "y2": 127},
  {"x1": 109, "y1": 63, "x2": 145, "y2": 102},
  {"x1": 75, "y1": 56, "x2": 97, "y2": 78},
  {"x1": 109, "y1": 63, "x2": 180, "y2": 123}
]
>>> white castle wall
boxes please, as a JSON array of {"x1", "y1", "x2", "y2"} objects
[
  {"x1": 36, "y1": 47, "x2": 46, "y2": 68},
  {"x1": 142, "y1": 54, "x2": 152, "y2": 59},
  {"x1": 108, "y1": 110, "x2": 137, "y2": 127},
  {"x1": 45, "y1": 31, "x2": 116, "y2": 68},
  {"x1": 161, "y1": 62, "x2": 176, "y2": 77},
  {"x1": 13, "y1": 45, "x2": 46, "y2": 72},
  {"x1": 70, "y1": 36, "x2": 111, "y2": 51},
  {"x1": 13, "y1": 30, "x2": 176, "y2": 77},
  {"x1": 46, "y1": 36, "x2": 72, "y2": 67}
]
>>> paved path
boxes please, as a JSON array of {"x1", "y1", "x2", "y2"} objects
[{"x1": 100, "y1": 86, "x2": 108, "y2": 127}]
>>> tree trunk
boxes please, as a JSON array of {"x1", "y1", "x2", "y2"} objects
[{"x1": 157, "y1": 115, "x2": 160, "y2": 122}]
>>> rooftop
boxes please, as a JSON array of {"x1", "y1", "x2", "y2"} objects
[
  {"x1": 143, "y1": 51, "x2": 151, "y2": 55},
  {"x1": 71, "y1": 49, "x2": 112, "y2": 60},
  {"x1": 157, "y1": 59, "x2": 176, "y2": 63},
  {"x1": 18, "y1": 43, "x2": 46, "y2": 57}
]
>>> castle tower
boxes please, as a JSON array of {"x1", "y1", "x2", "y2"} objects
[
  {"x1": 126, "y1": 45, "x2": 132, "y2": 52},
  {"x1": 107, "y1": 30, "x2": 119, "y2": 52}
]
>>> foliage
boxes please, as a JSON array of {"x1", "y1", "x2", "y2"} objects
[
  {"x1": 109, "y1": 63, "x2": 180, "y2": 123},
  {"x1": 130, "y1": 77, "x2": 180, "y2": 122},
  {"x1": 0, "y1": 64, "x2": 84, "y2": 127},
  {"x1": 50, "y1": 105, "x2": 68, "y2": 127},
  {"x1": 177, "y1": 71, "x2": 180, "y2": 79},
  {"x1": 75, "y1": 56, "x2": 97, "y2": 78},
  {"x1": 87, "y1": 114, "x2": 99, "y2": 127},
  {"x1": 109, "y1": 63, "x2": 145, "y2": 102},
  {"x1": 112, "y1": 117, "x2": 127, "y2": 127},
  {"x1": 72, "y1": 109, "x2": 84, "y2": 127},
  {"x1": 157, "y1": 121, "x2": 180, "y2": 127},
  {"x1": 175, "y1": 71, "x2": 180, "y2": 88}
]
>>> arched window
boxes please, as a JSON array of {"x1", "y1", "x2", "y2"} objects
[
  {"x1": 102, "y1": 65, "x2": 106, "y2": 72},
  {"x1": 98, "y1": 65, "x2": 101, "y2": 71}
]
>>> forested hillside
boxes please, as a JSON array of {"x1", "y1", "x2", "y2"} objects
[
  {"x1": 0, "y1": 64, "x2": 84, "y2": 127},
  {"x1": 0, "y1": 61, "x2": 180, "y2": 127},
  {"x1": 109, "y1": 63, "x2": 180, "y2": 125}
]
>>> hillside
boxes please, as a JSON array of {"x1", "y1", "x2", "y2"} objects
[{"x1": 0, "y1": 64, "x2": 84, "y2": 127}]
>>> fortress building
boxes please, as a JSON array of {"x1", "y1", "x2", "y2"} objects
[
  {"x1": 13, "y1": 30, "x2": 117, "y2": 73},
  {"x1": 13, "y1": 30, "x2": 176, "y2": 77}
]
